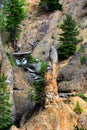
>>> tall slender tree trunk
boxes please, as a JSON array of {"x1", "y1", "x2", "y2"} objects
[{"x1": 10, "y1": 28, "x2": 16, "y2": 48}]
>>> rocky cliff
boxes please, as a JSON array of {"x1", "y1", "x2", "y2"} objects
[
  {"x1": 1, "y1": 0, "x2": 87, "y2": 129},
  {"x1": 10, "y1": 46, "x2": 87, "y2": 130},
  {"x1": 10, "y1": 46, "x2": 78, "y2": 130}
]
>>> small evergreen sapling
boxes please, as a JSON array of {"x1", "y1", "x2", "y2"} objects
[
  {"x1": 0, "y1": 73, "x2": 12, "y2": 129},
  {"x1": 74, "y1": 101, "x2": 83, "y2": 114}
]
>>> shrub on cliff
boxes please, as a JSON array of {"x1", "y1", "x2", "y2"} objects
[
  {"x1": 80, "y1": 55, "x2": 87, "y2": 65},
  {"x1": 28, "y1": 61, "x2": 46, "y2": 105},
  {"x1": 77, "y1": 93, "x2": 87, "y2": 102},
  {"x1": 74, "y1": 101, "x2": 83, "y2": 114},
  {"x1": 74, "y1": 125, "x2": 85, "y2": 130},
  {"x1": 0, "y1": 73, "x2": 12, "y2": 129},
  {"x1": 39, "y1": 0, "x2": 62, "y2": 12}
]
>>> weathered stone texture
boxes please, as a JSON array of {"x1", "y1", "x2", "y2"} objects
[{"x1": 44, "y1": 46, "x2": 58, "y2": 107}]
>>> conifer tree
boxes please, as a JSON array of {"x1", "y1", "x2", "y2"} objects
[
  {"x1": 58, "y1": 14, "x2": 80, "y2": 60},
  {"x1": 39, "y1": 0, "x2": 62, "y2": 11},
  {"x1": 0, "y1": 73, "x2": 12, "y2": 129},
  {"x1": 28, "y1": 61, "x2": 46, "y2": 105},
  {"x1": 3, "y1": 0, "x2": 26, "y2": 47}
]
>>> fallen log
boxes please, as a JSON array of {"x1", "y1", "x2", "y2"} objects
[{"x1": 12, "y1": 51, "x2": 31, "y2": 56}]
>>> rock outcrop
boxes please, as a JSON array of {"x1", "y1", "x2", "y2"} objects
[
  {"x1": 10, "y1": 94, "x2": 87, "y2": 130},
  {"x1": 58, "y1": 55, "x2": 87, "y2": 95},
  {"x1": 10, "y1": 98, "x2": 78, "y2": 130},
  {"x1": 32, "y1": 11, "x2": 62, "y2": 60},
  {"x1": 13, "y1": 67, "x2": 34, "y2": 121},
  {"x1": 10, "y1": 46, "x2": 81, "y2": 130},
  {"x1": 44, "y1": 46, "x2": 58, "y2": 107}
]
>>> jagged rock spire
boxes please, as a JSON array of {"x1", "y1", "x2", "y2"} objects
[{"x1": 44, "y1": 46, "x2": 58, "y2": 107}]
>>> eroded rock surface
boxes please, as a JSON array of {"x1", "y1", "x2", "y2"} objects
[
  {"x1": 13, "y1": 67, "x2": 34, "y2": 120},
  {"x1": 10, "y1": 98, "x2": 78, "y2": 130},
  {"x1": 58, "y1": 55, "x2": 87, "y2": 95},
  {"x1": 44, "y1": 46, "x2": 58, "y2": 107}
]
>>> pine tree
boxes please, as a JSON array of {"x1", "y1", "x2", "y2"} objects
[
  {"x1": 58, "y1": 14, "x2": 80, "y2": 60},
  {"x1": 39, "y1": 0, "x2": 62, "y2": 12},
  {"x1": 3, "y1": 0, "x2": 26, "y2": 47},
  {"x1": 28, "y1": 61, "x2": 46, "y2": 105},
  {"x1": 47, "y1": 0, "x2": 62, "y2": 11},
  {"x1": 0, "y1": 73, "x2": 12, "y2": 129}
]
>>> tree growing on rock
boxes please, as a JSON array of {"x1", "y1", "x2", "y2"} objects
[
  {"x1": 58, "y1": 14, "x2": 80, "y2": 61},
  {"x1": 3, "y1": 0, "x2": 26, "y2": 47},
  {"x1": 39, "y1": 0, "x2": 62, "y2": 12},
  {"x1": 28, "y1": 61, "x2": 46, "y2": 105},
  {"x1": 0, "y1": 73, "x2": 12, "y2": 129}
]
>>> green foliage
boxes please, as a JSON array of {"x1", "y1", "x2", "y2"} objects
[
  {"x1": 40, "y1": 61, "x2": 47, "y2": 78},
  {"x1": 77, "y1": 93, "x2": 87, "y2": 102},
  {"x1": 0, "y1": 9, "x2": 6, "y2": 33},
  {"x1": 28, "y1": 61, "x2": 46, "y2": 104},
  {"x1": 74, "y1": 125, "x2": 85, "y2": 130},
  {"x1": 59, "y1": 14, "x2": 80, "y2": 45},
  {"x1": 25, "y1": 54, "x2": 37, "y2": 63},
  {"x1": 0, "y1": 73, "x2": 12, "y2": 129},
  {"x1": 3, "y1": 0, "x2": 26, "y2": 46},
  {"x1": 39, "y1": 0, "x2": 62, "y2": 12},
  {"x1": 58, "y1": 14, "x2": 80, "y2": 61},
  {"x1": 58, "y1": 43, "x2": 76, "y2": 60},
  {"x1": 84, "y1": 2, "x2": 87, "y2": 9},
  {"x1": 73, "y1": 101, "x2": 83, "y2": 114},
  {"x1": 28, "y1": 80, "x2": 45, "y2": 104},
  {"x1": 78, "y1": 45, "x2": 85, "y2": 53},
  {"x1": 80, "y1": 55, "x2": 87, "y2": 65},
  {"x1": 6, "y1": 52, "x2": 15, "y2": 66}
]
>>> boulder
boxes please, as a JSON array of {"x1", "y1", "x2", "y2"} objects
[
  {"x1": 58, "y1": 57, "x2": 87, "y2": 93},
  {"x1": 59, "y1": 76, "x2": 86, "y2": 93},
  {"x1": 29, "y1": 62, "x2": 42, "y2": 73}
]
